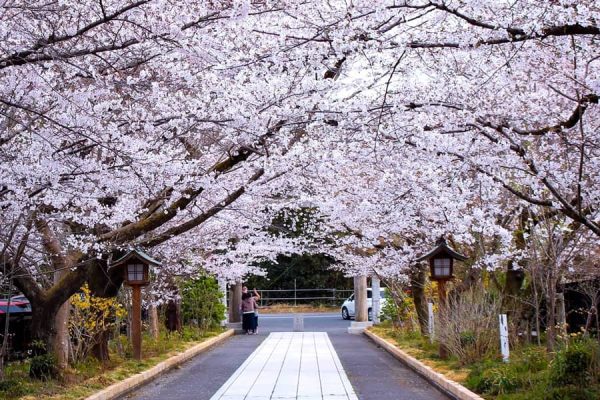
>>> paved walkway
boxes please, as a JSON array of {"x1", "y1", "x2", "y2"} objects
[
  {"x1": 121, "y1": 313, "x2": 448, "y2": 400},
  {"x1": 210, "y1": 332, "x2": 357, "y2": 400}
]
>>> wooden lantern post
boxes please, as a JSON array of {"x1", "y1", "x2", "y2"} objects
[
  {"x1": 416, "y1": 237, "x2": 467, "y2": 359},
  {"x1": 109, "y1": 249, "x2": 161, "y2": 360},
  {"x1": 130, "y1": 282, "x2": 143, "y2": 359}
]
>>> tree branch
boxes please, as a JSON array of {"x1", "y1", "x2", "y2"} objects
[
  {"x1": 509, "y1": 94, "x2": 598, "y2": 136},
  {"x1": 0, "y1": 1, "x2": 151, "y2": 69},
  {"x1": 140, "y1": 168, "x2": 265, "y2": 248},
  {"x1": 406, "y1": 22, "x2": 599, "y2": 49}
]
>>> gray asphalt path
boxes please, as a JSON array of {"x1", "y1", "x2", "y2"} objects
[{"x1": 120, "y1": 313, "x2": 449, "y2": 400}]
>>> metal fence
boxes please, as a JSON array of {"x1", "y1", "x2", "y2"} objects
[{"x1": 256, "y1": 288, "x2": 354, "y2": 306}]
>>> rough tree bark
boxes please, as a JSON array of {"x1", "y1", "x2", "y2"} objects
[
  {"x1": 149, "y1": 304, "x2": 160, "y2": 339},
  {"x1": 228, "y1": 282, "x2": 242, "y2": 324},
  {"x1": 22, "y1": 266, "x2": 86, "y2": 355},
  {"x1": 165, "y1": 299, "x2": 182, "y2": 333},
  {"x1": 545, "y1": 263, "x2": 559, "y2": 352},
  {"x1": 354, "y1": 275, "x2": 368, "y2": 322},
  {"x1": 53, "y1": 270, "x2": 70, "y2": 370},
  {"x1": 91, "y1": 330, "x2": 110, "y2": 363},
  {"x1": 410, "y1": 263, "x2": 429, "y2": 336}
]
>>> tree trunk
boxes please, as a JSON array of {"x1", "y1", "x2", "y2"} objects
[
  {"x1": 596, "y1": 307, "x2": 600, "y2": 345},
  {"x1": 546, "y1": 286, "x2": 557, "y2": 352},
  {"x1": 354, "y1": 275, "x2": 368, "y2": 322},
  {"x1": 30, "y1": 300, "x2": 62, "y2": 351},
  {"x1": 228, "y1": 282, "x2": 242, "y2": 323},
  {"x1": 556, "y1": 292, "x2": 567, "y2": 336},
  {"x1": 583, "y1": 305, "x2": 596, "y2": 337},
  {"x1": 53, "y1": 270, "x2": 70, "y2": 370},
  {"x1": 12, "y1": 259, "x2": 91, "y2": 365},
  {"x1": 28, "y1": 300, "x2": 64, "y2": 379},
  {"x1": 165, "y1": 299, "x2": 182, "y2": 333},
  {"x1": 410, "y1": 264, "x2": 429, "y2": 336},
  {"x1": 53, "y1": 300, "x2": 70, "y2": 370},
  {"x1": 0, "y1": 285, "x2": 13, "y2": 381},
  {"x1": 91, "y1": 330, "x2": 110, "y2": 363},
  {"x1": 503, "y1": 262, "x2": 525, "y2": 315},
  {"x1": 149, "y1": 304, "x2": 159, "y2": 339}
]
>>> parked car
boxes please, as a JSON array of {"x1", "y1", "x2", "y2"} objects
[
  {"x1": 0, "y1": 294, "x2": 32, "y2": 357},
  {"x1": 341, "y1": 288, "x2": 388, "y2": 321}
]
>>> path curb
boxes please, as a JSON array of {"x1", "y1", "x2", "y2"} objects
[
  {"x1": 364, "y1": 330, "x2": 484, "y2": 400},
  {"x1": 85, "y1": 329, "x2": 234, "y2": 400}
]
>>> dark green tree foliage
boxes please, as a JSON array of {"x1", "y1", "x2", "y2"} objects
[
  {"x1": 181, "y1": 277, "x2": 225, "y2": 331},
  {"x1": 247, "y1": 253, "x2": 352, "y2": 291},
  {"x1": 248, "y1": 207, "x2": 351, "y2": 291}
]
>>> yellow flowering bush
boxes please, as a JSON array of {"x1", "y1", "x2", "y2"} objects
[{"x1": 69, "y1": 284, "x2": 126, "y2": 363}]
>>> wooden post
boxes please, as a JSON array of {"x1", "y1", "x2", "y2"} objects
[
  {"x1": 355, "y1": 275, "x2": 368, "y2": 322},
  {"x1": 437, "y1": 280, "x2": 448, "y2": 359},
  {"x1": 131, "y1": 284, "x2": 142, "y2": 360},
  {"x1": 229, "y1": 282, "x2": 242, "y2": 323}
]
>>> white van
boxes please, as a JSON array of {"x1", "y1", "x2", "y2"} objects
[{"x1": 341, "y1": 288, "x2": 388, "y2": 321}]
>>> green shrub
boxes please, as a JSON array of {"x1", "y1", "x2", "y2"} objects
[
  {"x1": 29, "y1": 353, "x2": 58, "y2": 380},
  {"x1": 496, "y1": 384, "x2": 600, "y2": 400},
  {"x1": 460, "y1": 331, "x2": 476, "y2": 347},
  {"x1": 542, "y1": 385, "x2": 599, "y2": 400},
  {"x1": 466, "y1": 361, "x2": 520, "y2": 395},
  {"x1": 181, "y1": 276, "x2": 226, "y2": 331},
  {"x1": 0, "y1": 378, "x2": 28, "y2": 397},
  {"x1": 380, "y1": 298, "x2": 399, "y2": 322},
  {"x1": 550, "y1": 339, "x2": 600, "y2": 386},
  {"x1": 27, "y1": 340, "x2": 58, "y2": 380},
  {"x1": 465, "y1": 361, "x2": 494, "y2": 393},
  {"x1": 466, "y1": 350, "x2": 550, "y2": 397},
  {"x1": 516, "y1": 346, "x2": 548, "y2": 373},
  {"x1": 381, "y1": 292, "x2": 416, "y2": 329}
]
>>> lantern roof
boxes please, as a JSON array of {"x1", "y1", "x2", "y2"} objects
[
  {"x1": 109, "y1": 248, "x2": 161, "y2": 269},
  {"x1": 415, "y1": 237, "x2": 467, "y2": 262}
]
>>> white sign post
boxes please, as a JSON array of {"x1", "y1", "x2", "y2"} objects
[
  {"x1": 499, "y1": 314, "x2": 509, "y2": 362},
  {"x1": 218, "y1": 278, "x2": 228, "y2": 326},
  {"x1": 428, "y1": 302, "x2": 435, "y2": 343},
  {"x1": 372, "y1": 276, "x2": 381, "y2": 325}
]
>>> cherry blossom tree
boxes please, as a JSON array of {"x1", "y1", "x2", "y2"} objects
[
  {"x1": 1, "y1": 0, "x2": 599, "y2": 366},
  {"x1": 316, "y1": 0, "x2": 600, "y2": 238},
  {"x1": 0, "y1": 0, "x2": 333, "y2": 362}
]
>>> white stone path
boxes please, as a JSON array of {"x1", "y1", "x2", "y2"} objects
[{"x1": 209, "y1": 332, "x2": 359, "y2": 400}]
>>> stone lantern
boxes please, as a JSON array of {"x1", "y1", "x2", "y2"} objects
[
  {"x1": 416, "y1": 237, "x2": 467, "y2": 358},
  {"x1": 110, "y1": 249, "x2": 160, "y2": 360},
  {"x1": 417, "y1": 237, "x2": 466, "y2": 282}
]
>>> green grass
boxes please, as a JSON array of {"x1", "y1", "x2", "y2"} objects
[
  {"x1": 0, "y1": 326, "x2": 225, "y2": 400},
  {"x1": 371, "y1": 324, "x2": 600, "y2": 400},
  {"x1": 371, "y1": 323, "x2": 471, "y2": 382}
]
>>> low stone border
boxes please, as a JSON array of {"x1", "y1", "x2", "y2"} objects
[
  {"x1": 364, "y1": 330, "x2": 484, "y2": 400},
  {"x1": 86, "y1": 329, "x2": 234, "y2": 400}
]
